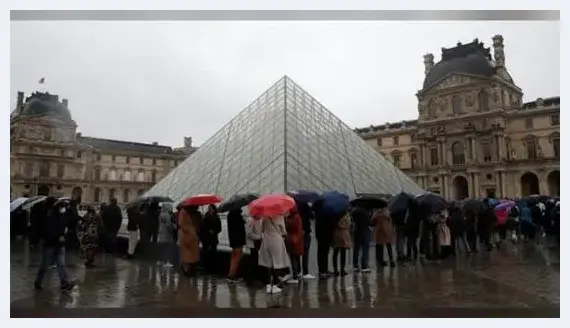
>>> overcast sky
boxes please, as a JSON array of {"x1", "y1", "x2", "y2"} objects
[{"x1": 10, "y1": 21, "x2": 559, "y2": 147}]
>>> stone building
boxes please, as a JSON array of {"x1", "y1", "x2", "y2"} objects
[
  {"x1": 10, "y1": 91, "x2": 194, "y2": 205},
  {"x1": 355, "y1": 35, "x2": 560, "y2": 200}
]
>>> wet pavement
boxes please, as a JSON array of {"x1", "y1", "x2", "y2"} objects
[{"x1": 10, "y1": 239, "x2": 559, "y2": 311}]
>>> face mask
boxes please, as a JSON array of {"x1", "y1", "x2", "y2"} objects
[{"x1": 60, "y1": 208, "x2": 66, "y2": 214}]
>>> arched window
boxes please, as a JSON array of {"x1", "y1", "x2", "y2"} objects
[
  {"x1": 93, "y1": 188, "x2": 101, "y2": 203},
  {"x1": 478, "y1": 90, "x2": 489, "y2": 111},
  {"x1": 452, "y1": 96, "x2": 462, "y2": 114},
  {"x1": 137, "y1": 170, "x2": 145, "y2": 182},
  {"x1": 427, "y1": 99, "x2": 437, "y2": 117},
  {"x1": 452, "y1": 142, "x2": 465, "y2": 165},
  {"x1": 109, "y1": 168, "x2": 117, "y2": 181},
  {"x1": 123, "y1": 189, "x2": 130, "y2": 203},
  {"x1": 123, "y1": 170, "x2": 131, "y2": 181}
]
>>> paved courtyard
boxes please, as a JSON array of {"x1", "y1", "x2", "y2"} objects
[{"x1": 10, "y1": 239, "x2": 559, "y2": 314}]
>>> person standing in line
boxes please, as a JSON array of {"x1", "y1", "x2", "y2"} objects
[
  {"x1": 405, "y1": 201, "x2": 422, "y2": 263},
  {"x1": 77, "y1": 205, "x2": 103, "y2": 268},
  {"x1": 199, "y1": 204, "x2": 222, "y2": 272},
  {"x1": 332, "y1": 211, "x2": 352, "y2": 276},
  {"x1": 297, "y1": 202, "x2": 316, "y2": 279},
  {"x1": 178, "y1": 205, "x2": 202, "y2": 277},
  {"x1": 449, "y1": 203, "x2": 470, "y2": 256},
  {"x1": 371, "y1": 207, "x2": 395, "y2": 267},
  {"x1": 284, "y1": 208, "x2": 304, "y2": 284},
  {"x1": 246, "y1": 216, "x2": 262, "y2": 284},
  {"x1": 126, "y1": 205, "x2": 139, "y2": 259},
  {"x1": 147, "y1": 201, "x2": 161, "y2": 245},
  {"x1": 227, "y1": 209, "x2": 246, "y2": 282},
  {"x1": 258, "y1": 215, "x2": 290, "y2": 294},
  {"x1": 101, "y1": 198, "x2": 123, "y2": 254},
  {"x1": 351, "y1": 205, "x2": 371, "y2": 273},
  {"x1": 157, "y1": 203, "x2": 177, "y2": 268},
  {"x1": 34, "y1": 197, "x2": 75, "y2": 292},
  {"x1": 313, "y1": 201, "x2": 334, "y2": 279}
]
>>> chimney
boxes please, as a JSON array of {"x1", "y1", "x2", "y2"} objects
[
  {"x1": 423, "y1": 53, "x2": 434, "y2": 76},
  {"x1": 184, "y1": 136, "x2": 193, "y2": 149},
  {"x1": 16, "y1": 91, "x2": 24, "y2": 110},
  {"x1": 492, "y1": 34, "x2": 505, "y2": 67},
  {"x1": 152, "y1": 142, "x2": 158, "y2": 146},
  {"x1": 62, "y1": 98, "x2": 68, "y2": 107}
]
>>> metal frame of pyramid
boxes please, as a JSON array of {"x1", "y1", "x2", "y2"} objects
[{"x1": 145, "y1": 76, "x2": 423, "y2": 203}]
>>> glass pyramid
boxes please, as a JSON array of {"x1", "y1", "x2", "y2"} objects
[{"x1": 145, "y1": 76, "x2": 423, "y2": 204}]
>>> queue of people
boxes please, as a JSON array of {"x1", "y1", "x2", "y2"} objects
[{"x1": 10, "y1": 192, "x2": 560, "y2": 296}]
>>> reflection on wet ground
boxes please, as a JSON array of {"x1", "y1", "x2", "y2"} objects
[{"x1": 10, "y1": 240, "x2": 559, "y2": 309}]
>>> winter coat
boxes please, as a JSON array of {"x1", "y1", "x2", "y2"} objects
[
  {"x1": 285, "y1": 211, "x2": 304, "y2": 256},
  {"x1": 333, "y1": 213, "x2": 352, "y2": 248},
  {"x1": 258, "y1": 217, "x2": 291, "y2": 269},
  {"x1": 297, "y1": 202, "x2": 314, "y2": 235},
  {"x1": 102, "y1": 204, "x2": 123, "y2": 235},
  {"x1": 227, "y1": 210, "x2": 246, "y2": 249},
  {"x1": 126, "y1": 207, "x2": 139, "y2": 231},
  {"x1": 178, "y1": 208, "x2": 201, "y2": 264},
  {"x1": 449, "y1": 206, "x2": 466, "y2": 236},
  {"x1": 199, "y1": 210, "x2": 222, "y2": 245},
  {"x1": 351, "y1": 207, "x2": 371, "y2": 240},
  {"x1": 42, "y1": 208, "x2": 68, "y2": 248},
  {"x1": 77, "y1": 212, "x2": 102, "y2": 254},
  {"x1": 157, "y1": 207, "x2": 176, "y2": 244},
  {"x1": 313, "y1": 203, "x2": 334, "y2": 244},
  {"x1": 371, "y1": 208, "x2": 395, "y2": 245}
]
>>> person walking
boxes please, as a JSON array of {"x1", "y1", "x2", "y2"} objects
[
  {"x1": 34, "y1": 197, "x2": 75, "y2": 292},
  {"x1": 371, "y1": 207, "x2": 395, "y2": 267},
  {"x1": 178, "y1": 205, "x2": 202, "y2": 277},
  {"x1": 226, "y1": 209, "x2": 246, "y2": 282},
  {"x1": 258, "y1": 216, "x2": 290, "y2": 294},
  {"x1": 157, "y1": 203, "x2": 177, "y2": 268},
  {"x1": 77, "y1": 205, "x2": 103, "y2": 268},
  {"x1": 126, "y1": 205, "x2": 139, "y2": 259},
  {"x1": 332, "y1": 211, "x2": 352, "y2": 276},
  {"x1": 351, "y1": 205, "x2": 371, "y2": 273},
  {"x1": 101, "y1": 198, "x2": 123, "y2": 254},
  {"x1": 199, "y1": 204, "x2": 222, "y2": 272}
]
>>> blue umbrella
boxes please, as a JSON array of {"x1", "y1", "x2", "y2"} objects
[
  {"x1": 487, "y1": 198, "x2": 499, "y2": 207},
  {"x1": 287, "y1": 190, "x2": 321, "y2": 204},
  {"x1": 313, "y1": 191, "x2": 349, "y2": 217}
]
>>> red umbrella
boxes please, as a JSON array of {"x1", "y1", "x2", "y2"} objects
[
  {"x1": 179, "y1": 194, "x2": 223, "y2": 207},
  {"x1": 248, "y1": 194, "x2": 296, "y2": 219}
]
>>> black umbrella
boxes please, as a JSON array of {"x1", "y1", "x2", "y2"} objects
[
  {"x1": 218, "y1": 193, "x2": 259, "y2": 213},
  {"x1": 461, "y1": 198, "x2": 485, "y2": 215},
  {"x1": 415, "y1": 193, "x2": 448, "y2": 214},
  {"x1": 389, "y1": 192, "x2": 414, "y2": 216},
  {"x1": 127, "y1": 195, "x2": 173, "y2": 210},
  {"x1": 350, "y1": 195, "x2": 389, "y2": 210}
]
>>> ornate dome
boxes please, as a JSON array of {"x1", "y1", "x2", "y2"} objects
[
  {"x1": 19, "y1": 92, "x2": 72, "y2": 121},
  {"x1": 422, "y1": 39, "x2": 510, "y2": 91}
]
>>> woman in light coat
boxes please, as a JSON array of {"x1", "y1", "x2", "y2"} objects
[
  {"x1": 258, "y1": 215, "x2": 291, "y2": 294},
  {"x1": 371, "y1": 207, "x2": 396, "y2": 267},
  {"x1": 157, "y1": 203, "x2": 176, "y2": 267},
  {"x1": 332, "y1": 212, "x2": 352, "y2": 276}
]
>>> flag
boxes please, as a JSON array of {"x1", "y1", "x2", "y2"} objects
[{"x1": 38, "y1": 77, "x2": 45, "y2": 84}]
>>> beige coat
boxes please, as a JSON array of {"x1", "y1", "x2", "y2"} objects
[
  {"x1": 333, "y1": 213, "x2": 352, "y2": 248},
  {"x1": 371, "y1": 208, "x2": 395, "y2": 245},
  {"x1": 178, "y1": 208, "x2": 201, "y2": 264}
]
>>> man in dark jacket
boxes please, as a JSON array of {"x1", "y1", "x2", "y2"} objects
[
  {"x1": 479, "y1": 199, "x2": 496, "y2": 251},
  {"x1": 351, "y1": 205, "x2": 371, "y2": 272},
  {"x1": 147, "y1": 201, "x2": 161, "y2": 244},
  {"x1": 101, "y1": 198, "x2": 123, "y2": 253},
  {"x1": 200, "y1": 204, "x2": 222, "y2": 272},
  {"x1": 313, "y1": 201, "x2": 335, "y2": 279},
  {"x1": 297, "y1": 202, "x2": 315, "y2": 279},
  {"x1": 34, "y1": 197, "x2": 75, "y2": 292}
]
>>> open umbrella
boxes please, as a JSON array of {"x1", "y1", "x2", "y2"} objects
[
  {"x1": 21, "y1": 196, "x2": 48, "y2": 211},
  {"x1": 128, "y1": 195, "x2": 173, "y2": 209},
  {"x1": 313, "y1": 191, "x2": 350, "y2": 217},
  {"x1": 10, "y1": 197, "x2": 28, "y2": 213},
  {"x1": 218, "y1": 193, "x2": 259, "y2": 213},
  {"x1": 248, "y1": 194, "x2": 296, "y2": 218},
  {"x1": 495, "y1": 200, "x2": 515, "y2": 211},
  {"x1": 415, "y1": 192, "x2": 448, "y2": 214},
  {"x1": 389, "y1": 192, "x2": 413, "y2": 216},
  {"x1": 287, "y1": 190, "x2": 321, "y2": 204},
  {"x1": 350, "y1": 195, "x2": 389, "y2": 210},
  {"x1": 486, "y1": 198, "x2": 500, "y2": 207},
  {"x1": 179, "y1": 194, "x2": 223, "y2": 208},
  {"x1": 461, "y1": 198, "x2": 485, "y2": 214}
]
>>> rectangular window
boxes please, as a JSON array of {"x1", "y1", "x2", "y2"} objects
[
  {"x1": 526, "y1": 140, "x2": 537, "y2": 160},
  {"x1": 376, "y1": 138, "x2": 382, "y2": 147},
  {"x1": 139, "y1": 157, "x2": 143, "y2": 165},
  {"x1": 550, "y1": 114, "x2": 560, "y2": 126},
  {"x1": 525, "y1": 117, "x2": 534, "y2": 129},
  {"x1": 126, "y1": 156, "x2": 130, "y2": 164},
  {"x1": 393, "y1": 136, "x2": 399, "y2": 146},
  {"x1": 392, "y1": 154, "x2": 401, "y2": 167},
  {"x1": 482, "y1": 143, "x2": 492, "y2": 162},
  {"x1": 111, "y1": 155, "x2": 116, "y2": 163},
  {"x1": 553, "y1": 139, "x2": 560, "y2": 158},
  {"x1": 76, "y1": 151, "x2": 82, "y2": 159},
  {"x1": 430, "y1": 147, "x2": 439, "y2": 166},
  {"x1": 57, "y1": 164, "x2": 65, "y2": 178},
  {"x1": 410, "y1": 153, "x2": 417, "y2": 169}
]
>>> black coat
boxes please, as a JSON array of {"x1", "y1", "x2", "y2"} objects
[
  {"x1": 102, "y1": 204, "x2": 123, "y2": 234},
  {"x1": 200, "y1": 212, "x2": 222, "y2": 244},
  {"x1": 449, "y1": 207, "x2": 466, "y2": 236},
  {"x1": 351, "y1": 207, "x2": 371, "y2": 239},
  {"x1": 297, "y1": 202, "x2": 314, "y2": 235},
  {"x1": 42, "y1": 208, "x2": 67, "y2": 247},
  {"x1": 227, "y1": 210, "x2": 246, "y2": 248},
  {"x1": 126, "y1": 208, "x2": 139, "y2": 231}
]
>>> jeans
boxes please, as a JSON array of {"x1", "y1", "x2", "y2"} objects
[
  {"x1": 406, "y1": 237, "x2": 418, "y2": 260},
  {"x1": 352, "y1": 232, "x2": 370, "y2": 269},
  {"x1": 375, "y1": 244, "x2": 394, "y2": 264},
  {"x1": 35, "y1": 246, "x2": 69, "y2": 286},
  {"x1": 453, "y1": 233, "x2": 470, "y2": 254},
  {"x1": 301, "y1": 233, "x2": 311, "y2": 275},
  {"x1": 332, "y1": 248, "x2": 347, "y2": 272}
]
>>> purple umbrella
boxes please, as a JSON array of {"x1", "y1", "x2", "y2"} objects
[{"x1": 495, "y1": 200, "x2": 515, "y2": 211}]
